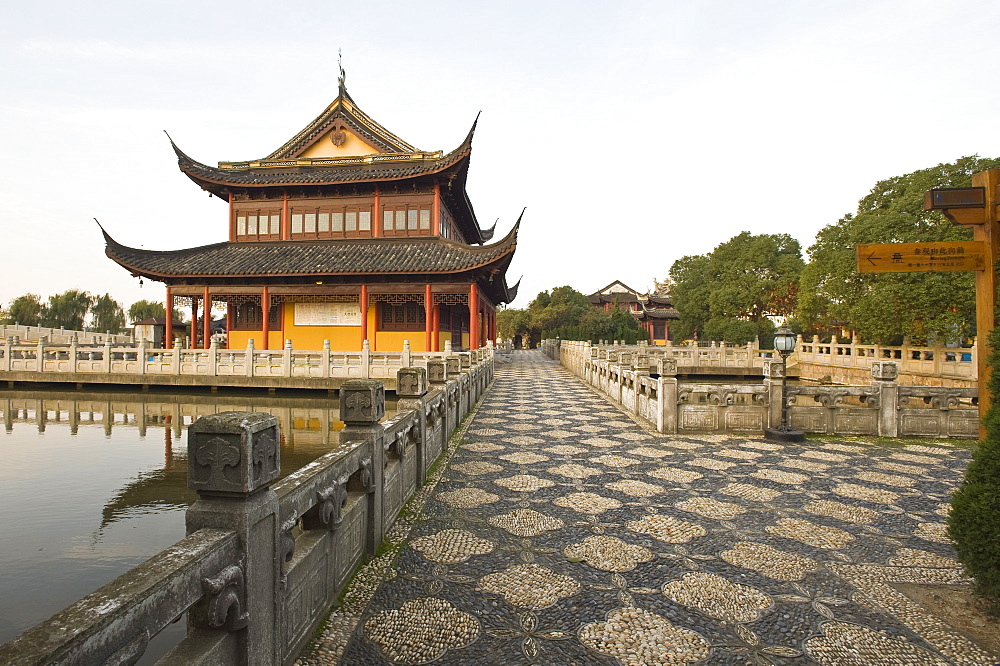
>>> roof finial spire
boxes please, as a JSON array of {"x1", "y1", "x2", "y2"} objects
[{"x1": 338, "y1": 48, "x2": 346, "y2": 97}]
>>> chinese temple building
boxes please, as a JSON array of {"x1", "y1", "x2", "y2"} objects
[
  {"x1": 588, "y1": 281, "x2": 679, "y2": 345},
  {"x1": 104, "y1": 72, "x2": 519, "y2": 352}
]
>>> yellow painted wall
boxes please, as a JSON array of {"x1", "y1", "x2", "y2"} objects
[
  {"x1": 228, "y1": 330, "x2": 284, "y2": 350},
  {"x1": 299, "y1": 129, "x2": 382, "y2": 159},
  {"x1": 375, "y1": 331, "x2": 429, "y2": 352},
  {"x1": 223, "y1": 305, "x2": 461, "y2": 352}
]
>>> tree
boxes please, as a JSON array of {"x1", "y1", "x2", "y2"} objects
[
  {"x1": 129, "y1": 299, "x2": 166, "y2": 323},
  {"x1": 497, "y1": 286, "x2": 646, "y2": 346},
  {"x1": 127, "y1": 300, "x2": 184, "y2": 324},
  {"x1": 41, "y1": 290, "x2": 92, "y2": 330},
  {"x1": 497, "y1": 308, "x2": 531, "y2": 344},
  {"x1": 7, "y1": 293, "x2": 44, "y2": 326},
  {"x1": 949, "y1": 325, "x2": 1000, "y2": 616},
  {"x1": 91, "y1": 294, "x2": 125, "y2": 334},
  {"x1": 798, "y1": 155, "x2": 1000, "y2": 344},
  {"x1": 669, "y1": 232, "x2": 803, "y2": 343}
]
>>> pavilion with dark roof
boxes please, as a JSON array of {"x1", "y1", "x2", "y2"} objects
[
  {"x1": 588, "y1": 280, "x2": 679, "y2": 345},
  {"x1": 104, "y1": 72, "x2": 519, "y2": 352}
]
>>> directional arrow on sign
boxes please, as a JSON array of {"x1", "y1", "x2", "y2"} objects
[{"x1": 856, "y1": 241, "x2": 986, "y2": 273}]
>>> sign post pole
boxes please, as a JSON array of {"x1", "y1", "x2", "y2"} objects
[
  {"x1": 922, "y1": 170, "x2": 1000, "y2": 437},
  {"x1": 970, "y1": 170, "x2": 1000, "y2": 430}
]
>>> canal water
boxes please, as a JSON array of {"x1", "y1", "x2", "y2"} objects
[{"x1": 0, "y1": 387, "x2": 392, "y2": 660}]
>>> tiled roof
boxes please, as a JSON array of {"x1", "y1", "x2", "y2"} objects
[
  {"x1": 172, "y1": 136, "x2": 471, "y2": 189},
  {"x1": 103, "y1": 224, "x2": 518, "y2": 280},
  {"x1": 632, "y1": 306, "x2": 680, "y2": 321}
]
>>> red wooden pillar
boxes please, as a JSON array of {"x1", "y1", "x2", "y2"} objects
[
  {"x1": 432, "y1": 302, "x2": 440, "y2": 351},
  {"x1": 165, "y1": 287, "x2": 174, "y2": 349},
  {"x1": 360, "y1": 285, "x2": 369, "y2": 347},
  {"x1": 226, "y1": 304, "x2": 233, "y2": 349},
  {"x1": 373, "y1": 186, "x2": 381, "y2": 238},
  {"x1": 424, "y1": 284, "x2": 433, "y2": 351},
  {"x1": 469, "y1": 283, "x2": 479, "y2": 350},
  {"x1": 432, "y1": 184, "x2": 441, "y2": 236},
  {"x1": 228, "y1": 194, "x2": 235, "y2": 242},
  {"x1": 261, "y1": 286, "x2": 270, "y2": 350},
  {"x1": 281, "y1": 192, "x2": 290, "y2": 240},
  {"x1": 203, "y1": 286, "x2": 211, "y2": 349},
  {"x1": 191, "y1": 297, "x2": 199, "y2": 349}
]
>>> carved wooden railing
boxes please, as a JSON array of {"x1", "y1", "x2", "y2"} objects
[{"x1": 0, "y1": 355, "x2": 493, "y2": 665}]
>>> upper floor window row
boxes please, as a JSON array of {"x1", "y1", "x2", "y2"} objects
[{"x1": 231, "y1": 196, "x2": 466, "y2": 241}]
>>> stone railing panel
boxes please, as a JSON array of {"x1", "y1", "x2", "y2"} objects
[
  {"x1": 0, "y1": 528, "x2": 240, "y2": 665},
  {"x1": 551, "y1": 339, "x2": 976, "y2": 439}
]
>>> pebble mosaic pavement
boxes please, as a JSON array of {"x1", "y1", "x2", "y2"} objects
[{"x1": 299, "y1": 351, "x2": 996, "y2": 666}]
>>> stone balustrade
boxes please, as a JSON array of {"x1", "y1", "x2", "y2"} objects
[
  {"x1": 793, "y1": 334, "x2": 976, "y2": 386},
  {"x1": 0, "y1": 338, "x2": 496, "y2": 391},
  {"x1": 0, "y1": 324, "x2": 133, "y2": 346},
  {"x1": 0, "y1": 353, "x2": 493, "y2": 665},
  {"x1": 548, "y1": 339, "x2": 977, "y2": 438}
]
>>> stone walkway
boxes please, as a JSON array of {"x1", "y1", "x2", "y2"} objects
[{"x1": 301, "y1": 351, "x2": 993, "y2": 665}]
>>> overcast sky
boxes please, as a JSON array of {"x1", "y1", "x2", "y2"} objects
[{"x1": 2, "y1": 0, "x2": 999, "y2": 314}]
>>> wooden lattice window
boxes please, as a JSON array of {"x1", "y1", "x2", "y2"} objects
[
  {"x1": 379, "y1": 302, "x2": 426, "y2": 331},
  {"x1": 231, "y1": 302, "x2": 281, "y2": 331}
]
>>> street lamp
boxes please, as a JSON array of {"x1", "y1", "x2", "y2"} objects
[{"x1": 765, "y1": 326, "x2": 805, "y2": 442}]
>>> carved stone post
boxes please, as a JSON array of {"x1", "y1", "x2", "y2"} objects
[
  {"x1": 657, "y1": 358, "x2": 678, "y2": 434},
  {"x1": 445, "y1": 355, "x2": 461, "y2": 378},
  {"x1": 185, "y1": 411, "x2": 282, "y2": 665},
  {"x1": 339, "y1": 380, "x2": 386, "y2": 555},
  {"x1": 427, "y1": 358, "x2": 447, "y2": 386},
  {"x1": 763, "y1": 359, "x2": 785, "y2": 430},
  {"x1": 872, "y1": 361, "x2": 899, "y2": 437},
  {"x1": 2, "y1": 337, "x2": 12, "y2": 372},
  {"x1": 36, "y1": 336, "x2": 45, "y2": 372},
  {"x1": 396, "y1": 367, "x2": 429, "y2": 483},
  {"x1": 103, "y1": 339, "x2": 113, "y2": 373},
  {"x1": 245, "y1": 338, "x2": 255, "y2": 377}
]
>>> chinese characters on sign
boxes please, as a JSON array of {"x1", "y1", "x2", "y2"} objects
[
  {"x1": 293, "y1": 302, "x2": 362, "y2": 326},
  {"x1": 856, "y1": 241, "x2": 986, "y2": 273}
]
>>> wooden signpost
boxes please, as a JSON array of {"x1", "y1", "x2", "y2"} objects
[
  {"x1": 856, "y1": 241, "x2": 986, "y2": 273},
  {"x1": 916, "y1": 169, "x2": 1000, "y2": 436}
]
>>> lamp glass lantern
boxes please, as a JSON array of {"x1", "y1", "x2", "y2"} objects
[
  {"x1": 773, "y1": 327, "x2": 795, "y2": 355},
  {"x1": 765, "y1": 325, "x2": 804, "y2": 442}
]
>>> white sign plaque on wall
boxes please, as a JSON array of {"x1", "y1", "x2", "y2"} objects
[{"x1": 294, "y1": 302, "x2": 362, "y2": 326}]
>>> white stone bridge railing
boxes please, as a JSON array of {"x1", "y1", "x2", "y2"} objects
[
  {"x1": 0, "y1": 356, "x2": 493, "y2": 665},
  {"x1": 0, "y1": 337, "x2": 492, "y2": 387},
  {"x1": 581, "y1": 338, "x2": 772, "y2": 370},
  {"x1": 793, "y1": 334, "x2": 977, "y2": 385},
  {"x1": 548, "y1": 339, "x2": 978, "y2": 439},
  {"x1": 0, "y1": 324, "x2": 133, "y2": 345}
]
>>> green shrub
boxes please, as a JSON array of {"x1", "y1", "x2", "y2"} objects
[{"x1": 948, "y1": 325, "x2": 1000, "y2": 616}]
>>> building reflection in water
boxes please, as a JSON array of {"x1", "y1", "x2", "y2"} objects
[{"x1": 0, "y1": 389, "x2": 396, "y2": 530}]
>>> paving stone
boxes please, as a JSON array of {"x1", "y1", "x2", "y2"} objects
[{"x1": 297, "y1": 351, "x2": 991, "y2": 666}]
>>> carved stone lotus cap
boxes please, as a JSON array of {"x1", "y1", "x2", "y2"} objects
[
  {"x1": 459, "y1": 352, "x2": 471, "y2": 369},
  {"x1": 340, "y1": 379, "x2": 386, "y2": 424},
  {"x1": 763, "y1": 359, "x2": 785, "y2": 379},
  {"x1": 397, "y1": 367, "x2": 428, "y2": 398},
  {"x1": 656, "y1": 358, "x2": 678, "y2": 377},
  {"x1": 871, "y1": 360, "x2": 898, "y2": 381},
  {"x1": 188, "y1": 411, "x2": 280, "y2": 496},
  {"x1": 427, "y1": 359, "x2": 447, "y2": 384},
  {"x1": 446, "y1": 355, "x2": 461, "y2": 375}
]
